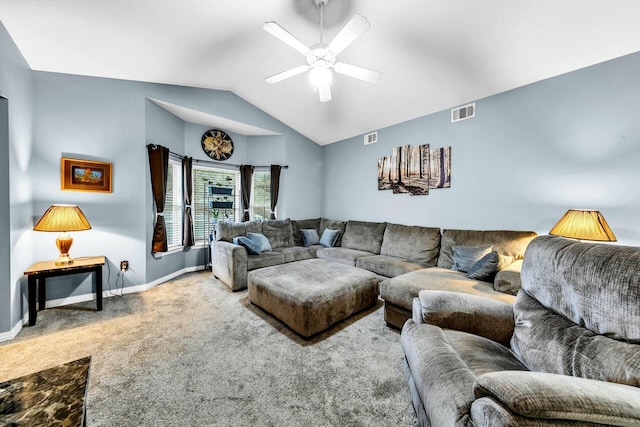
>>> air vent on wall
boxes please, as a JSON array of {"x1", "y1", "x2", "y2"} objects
[
  {"x1": 364, "y1": 132, "x2": 378, "y2": 145},
  {"x1": 451, "y1": 103, "x2": 475, "y2": 123}
]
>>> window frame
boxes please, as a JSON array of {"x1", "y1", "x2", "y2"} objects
[{"x1": 165, "y1": 158, "x2": 183, "y2": 249}]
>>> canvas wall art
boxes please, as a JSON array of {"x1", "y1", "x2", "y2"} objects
[{"x1": 378, "y1": 145, "x2": 450, "y2": 196}]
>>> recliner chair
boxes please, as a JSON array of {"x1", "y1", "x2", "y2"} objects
[{"x1": 402, "y1": 235, "x2": 640, "y2": 426}]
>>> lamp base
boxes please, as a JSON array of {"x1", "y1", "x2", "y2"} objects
[{"x1": 55, "y1": 233, "x2": 74, "y2": 266}]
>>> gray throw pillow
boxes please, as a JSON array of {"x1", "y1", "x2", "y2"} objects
[
  {"x1": 233, "y1": 236, "x2": 261, "y2": 255},
  {"x1": 467, "y1": 251, "x2": 515, "y2": 282},
  {"x1": 451, "y1": 245, "x2": 493, "y2": 272},
  {"x1": 319, "y1": 229, "x2": 340, "y2": 247},
  {"x1": 246, "y1": 232, "x2": 272, "y2": 252},
  {"x1": 300, "y1": 229, "x2": 320, "y2": 247}
]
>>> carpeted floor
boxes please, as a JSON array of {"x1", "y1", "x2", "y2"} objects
[{"x1": 0, "y1": 272, "x2": 419, "y2": 426}]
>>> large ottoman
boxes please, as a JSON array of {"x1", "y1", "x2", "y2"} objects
[{"x1": 248, "y1": 258, "x2": 379, "y2": 337}]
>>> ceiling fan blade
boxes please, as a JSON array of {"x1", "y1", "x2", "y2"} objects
[
  {"x1": 265, "y1": 65, "x2": 310, "y2": 84},
  {"x1": 334, "y1": 62, "x2": 382, "y2": 84},
  {"x1": 318, "y1": 85, "x2": 332, "y2": 102},
  {"x1": 263, "y1": 22, "x2": 311, "y2": 56},
  {"x1": 326, "y1": 14, "x2": 370, "y2": 55}
]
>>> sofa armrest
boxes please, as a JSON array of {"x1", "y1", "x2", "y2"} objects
[
  {"x1": 210, "y1": 241, "x2": 248, "y2": 291},
  {"x1": 493, "y1": 259, "x2": 523, "y2": 295},
  {"x1": 418, "y1": 290, "x2": 514, "y2": 345},
  {"x1": 474, "y1": 371, "x2": 640, "y2": 425}
]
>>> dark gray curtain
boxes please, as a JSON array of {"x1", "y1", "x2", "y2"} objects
[
  {"x1": 147, "y1": 144, "x2": 169, "y2": 253},
  {"x1": 269, "y1": 165, "x2": 281, "y2": 220},
  {"x1": 182, "y1": 156, "x2": 194, "y2": 247},
  {"x1": 239, "y1": 165, "x2": 254, "y2": 222}
]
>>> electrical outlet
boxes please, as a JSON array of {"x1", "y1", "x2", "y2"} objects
[{"x1": 120, "y1": 260, "x2": 129, "y2": 272}]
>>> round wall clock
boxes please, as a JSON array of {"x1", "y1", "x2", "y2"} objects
[{"x1": 201, "y1": 129, "x2": 234, "y2": 161}]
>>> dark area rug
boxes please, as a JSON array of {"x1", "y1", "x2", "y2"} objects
[{"x1": 0, "y1": 272, "x2": 418, "y2": 426}]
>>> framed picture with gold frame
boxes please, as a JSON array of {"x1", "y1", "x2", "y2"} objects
[{"x1": 61, "y1": 158, "x2": 113, "y2": 193}]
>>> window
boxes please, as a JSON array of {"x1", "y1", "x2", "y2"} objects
[
  {"x1": 165, "y1": 159, "x2": 183, "y2": 248},
  {"x1": 252, "y1": 171, "x2": 271, "y2": 220},
  {"x1": 192, "y1": 166, "x2": 240, "y2": 243}
]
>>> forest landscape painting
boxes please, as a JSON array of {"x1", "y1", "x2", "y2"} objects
[{"x1": 378, "y1": 145, "x2": 450, "y2": 196}]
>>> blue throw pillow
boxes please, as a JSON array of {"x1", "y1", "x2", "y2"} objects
[
  {"x1": 466, "y1": 251, "x2": 499, "y2": 281},
  {"x1": 246, "y1": 232, "x2": 272, "y2": 252},
  {"x1": 467, "y1": 251, "x2": 515, "y2": 281},
  {"x1": 451, "y1": 245, "x2": 493, "y2": 272},
  {"x1": 233, "y1": 236, "x2": 261, "y2": 255},
  {"x1": 300, "y1": 229, "x2": 320, "y2": 247},
  {"x1": 319, "y1": 228, "x2": 340, "y2": 247}
]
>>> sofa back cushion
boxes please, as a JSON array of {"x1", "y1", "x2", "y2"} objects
[
  {"x1": 512, "y1": 235, "x2": 640, "y2": 386},
  {"x1": 291, "y1": 218, "x2": 321, "y2": 246},
  {"x1": 437, "y1": 229, "x2": 537, "y2": 269},
  {"x1": 215, "y1": 220, "x2": 262, "y2": 242},
  {"x1": 342, "y1": 221, "x2": 387, "y2": 254},
  {"x1": 261, "y1": 218, "x2": 294, "y2": 249},
  {"x1": 380, "y1": 223, "x2": 441, "y2": 266},
  {"x1": 320, "y1": 218, "x2": 347, "y2": 247}
]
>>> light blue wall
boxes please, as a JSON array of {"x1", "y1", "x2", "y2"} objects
[
  {"x1": 0, "y1": 22, "x2": 34, "y2": 335},
  {"x1": 0, "y1": 18, "x2": 323, "y2": 335},
  {"x1": 322, "y1": 52, "x2": 640, "y2": 246}
]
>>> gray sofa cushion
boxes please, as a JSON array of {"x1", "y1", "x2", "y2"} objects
[
  {"x1": 316, "y1": 247, "x2": 374, "y2": 267},
  {"x1": 473, "y1": 371, "x2": 640, "y2": 426},
  {"x1": 511, "y1": 291, "x2": 640, "y2": 387},
  {"x1": 437, "y1": 229, "x2": 537, "y2": 269},
  {"x1": 341, "y1": 221, "x2": 387, "y2": 254},
  {"x1": 271, "y1": 246, "x2": 317, "y2": 263},
  {"x1": 380, "y1": 267, "x2": 515, "y2": 311},
  {"x1": 247, "y1": 251, "x2": 286, "y2": 271},
  {"x1": 521, "y1": 235, "x2": 640, "y2": 341},
  {"x1": 380, "y1": 223, "x2": 441, "y2": 267},
  {"x1": 493, "y1": 260, "x2": 523, "y2": 295},
  {"x1": 319, "y1": 218, "x2": 346, "y2": 247},
  {"x1": 291, "y1": 218, "x2": 321, "y2": 246},
  {"x1": 402, "y1": 320, "x2": 527, "y2": 427},
  {"x1": 261, "y1": 218, "x2": 294, "y2": 249},
  {"x1": 356, "y1": 255, "x2": 426, "y2": 278},
  {"x1": 216, "y1": 221, "x2": 246, "y2": 242}
]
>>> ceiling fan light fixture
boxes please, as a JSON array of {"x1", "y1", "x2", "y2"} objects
[{"x1": 309, "y1": 65, "x2": 332, "y2": 88}]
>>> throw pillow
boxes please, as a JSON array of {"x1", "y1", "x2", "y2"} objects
[
  {"x1": 246, "y1": 232, "x2": 272, "y2": 252},
  {"x1": 466, "y1": 252, "x2": 515, "y2": 282},
  {"x1": 233, "y1": 236, "x2": 261, "y2": 255},
  {"x1": 319, "y1": 228, "x2": 340, "y2": 247},
  {"x1": 300, "y1": 229, "x2": 320, "y2": 247},
  {"x1": 466, "y1": 251, "x2": 499, "y2": 281},
  {"x1": 451, "y1": 245, "x2": 493, "y2": 272}
]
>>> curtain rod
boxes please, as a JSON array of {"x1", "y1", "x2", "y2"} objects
[
  {"x1": 149, "y1": 144, "x2": 288, "y2": 169},
  {"x1": 193, "y1": 157, "x2": 288, "y2": 169}
]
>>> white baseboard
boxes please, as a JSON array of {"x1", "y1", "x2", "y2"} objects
[
  {"x1": 0, "y1": 319, "x2": 24, "y2": 342},
  {"x1": 0, "y1": 265, "x2": 206, "y2": 343}
]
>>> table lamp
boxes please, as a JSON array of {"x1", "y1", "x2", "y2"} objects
[
  {"x1": 549, "y1": 209, "x2": 616, "y2": 242},
  {"x1": 33, "y1": 204, "x2": 92, "y2": 265}
]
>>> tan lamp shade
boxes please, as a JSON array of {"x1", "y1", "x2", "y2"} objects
[
  {"x1": 549, "y1": 209, "x2": 616, "y2": 242},
  {"x1": 33, "y1": 205, "x2": 92, "y2": 265}
]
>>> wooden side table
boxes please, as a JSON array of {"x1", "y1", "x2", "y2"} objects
[{"x1": 24, "y1": 256, "x2": 105, "y2": 326}]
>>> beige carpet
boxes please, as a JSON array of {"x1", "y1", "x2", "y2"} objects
[{"x1": 0, "y1": 272, "x2": 418, "y2": 426}]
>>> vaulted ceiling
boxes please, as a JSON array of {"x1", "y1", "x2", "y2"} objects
[{"x1": 1, "y1": 0, "x2": 640, "y2": 145}]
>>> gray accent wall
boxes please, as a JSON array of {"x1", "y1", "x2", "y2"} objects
[{"x1": 322, "y1": 52, "x2": 640, "y2": 246}]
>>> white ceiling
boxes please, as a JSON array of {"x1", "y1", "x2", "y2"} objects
[{"x1": 1, "y1": 0, "x2": 640, "y2": 145}]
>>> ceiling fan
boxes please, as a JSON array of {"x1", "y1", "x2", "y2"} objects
[{"x1": 263, "y1": 0, "x2": 382, "y2": 102}]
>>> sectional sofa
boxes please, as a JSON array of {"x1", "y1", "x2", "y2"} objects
[{"x1": 211, "y1": 218, "x2": 537, "y2": 322}]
